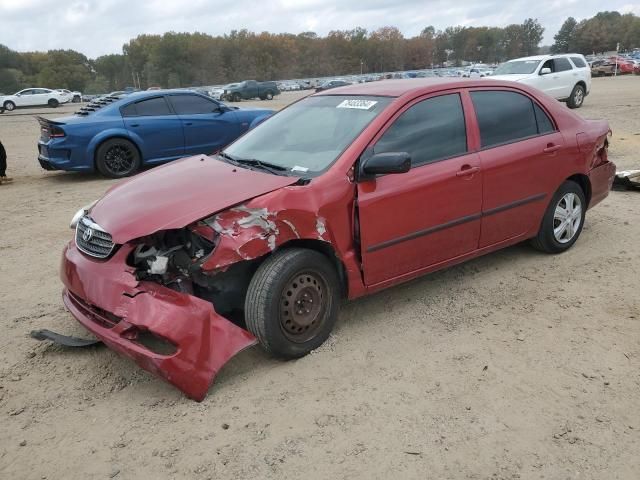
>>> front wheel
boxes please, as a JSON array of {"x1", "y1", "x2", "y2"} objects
[
  {"x1": 531, "y1": 181, "x2": 586, "y2": 254},
  {"x1": 95, "y1": 138, "x2": 141, "y2": 178},
  {"x1": 265, "y1": 91, "x2": 274, "y2": 100},
  {"x1": 4, "y1": 101, "x2": 16, "y2": 111},
  {"x1": 567, "y1": 84, "x2": 585, "y2": 109},
  {"x1": 233, "y1": 93, "x2": 242, "y2": 102},
  {"x1": 245, "y1": 248, "x2": 340, "y2": 358}
]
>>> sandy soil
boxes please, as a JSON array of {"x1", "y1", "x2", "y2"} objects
[{"x1": 1, "y1": 81, "x2": 639, "y2": 479}]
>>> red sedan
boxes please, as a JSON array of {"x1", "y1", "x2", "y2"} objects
[{"x1": 60, "y1": 79, "x2": 615, "y2": 400}]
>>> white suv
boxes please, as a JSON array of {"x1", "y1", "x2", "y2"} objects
[{"x1": 490, "y1": 54, "x2": 591, "y2": 108}]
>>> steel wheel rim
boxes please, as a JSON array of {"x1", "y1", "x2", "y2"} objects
[
  {"x1": 553, "y1": 192, "x2": 582, "y2": 243},
  {"x1": 104, "y1": 144, "x2": 135, "y2": 175},
  {"x1": 574, "y1": 88, "x2": 584, "y2": 105},
  {"x1": 280, "y1": 271, "x2": 327, "y2": 343}
]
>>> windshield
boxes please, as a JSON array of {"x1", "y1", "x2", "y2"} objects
[
  {"x1": 494, "y1": 60, "x2": 541, "y2": 75},
  {"x1": 223, "y1": 95, "x2": 392, "y2": 176}
]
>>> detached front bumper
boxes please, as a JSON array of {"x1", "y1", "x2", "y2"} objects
[{"x1": 60, "y1": 242, "x2": 257, "y2": 401}]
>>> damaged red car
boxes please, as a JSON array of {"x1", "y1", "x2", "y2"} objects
[{"x1": 60, "y1": 79, "x2": 615, "y2": 400}]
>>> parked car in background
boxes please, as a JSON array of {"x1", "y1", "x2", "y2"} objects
[
  {"x1": 224, "y1": 80, "x2": 280, "y2": 101},
  {"x1": 209, "y1": 86, "x2": 225, "y2": 100},
  {"x1": 59, "y1": 78, "x2": 614, "y2": 400},
  {"x1": 37, "y1": 90, "x2": 273, "y2": 178},
  {"x1": 315, "y1": 79, "x2": 351, "y2": 92},
  {"x1": 591, "y1": 60, "x2": 620, "y2": 76},
  {"x1": 491, "y1": 54, "x2": 591, "y2": 108},
  {"x1": 56, "y1": 89, "x2": 82, "y2": 103},
  {"x1": 0, "y1": 88, "x2": 68, "y2": 111}
]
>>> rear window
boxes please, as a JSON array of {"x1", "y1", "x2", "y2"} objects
[
  {"x1": 554, "y1": 58, "x2": 573, "y2": 72},
  {"x1": 570, "y1": 56, "x2": 587, "y2": 68},
  {"x1": 471, "y1": 91, "x2": 538, "y2": 148}
]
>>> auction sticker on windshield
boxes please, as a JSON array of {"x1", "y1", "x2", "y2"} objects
[{"x1": 336, "y1": 99, "x2": 378, "y2": 110}]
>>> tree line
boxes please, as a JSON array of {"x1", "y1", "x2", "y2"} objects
[{"x1": 0, "y1": 11, "x2": 638, "y2": 94}]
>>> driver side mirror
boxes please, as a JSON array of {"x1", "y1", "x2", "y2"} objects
[
  {"x1": 540, "y1": 67, "x2": 552, "y2": 75},
  {"x1": 359, "y1": 151, "x2": 411, "y2": 180}
]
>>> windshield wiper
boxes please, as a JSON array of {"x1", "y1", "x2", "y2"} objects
[{"x1": 234, "y1": 158, "x2": 288, "y2": 175}]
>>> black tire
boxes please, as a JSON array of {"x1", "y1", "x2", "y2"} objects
[
  {"x1": 265, "y1": 91, "x2": 274, "y2": 100},
  {"x1": 72, "y1": 95, "x2": 81, "y2": 103},
  {"x1": 4, "y1": 100, "x2": 15, "y2": 111},
  {"x1": 48, "y1": 98, "x2": 59, "y2": 108},
  {"x1": 245, "y1": 248, "x2": 340, "y2": 359},
  {"x1": 567, "y1": 84, "x2": 585, "y2": 109},
  {"x1": 531, "y1": 180, "x2": 586, "y2": 254},
  {"x1": 95, "y1": 138, "x2": 141, "y2": 178},
  {"x1": 233, "y1": 93, "x2": 242, "y2": 102}
]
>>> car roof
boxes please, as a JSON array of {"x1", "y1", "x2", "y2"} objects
[
  {"x1": 507, "y1": 53, "x2": 585, "y2": 62},
  {"x1": 313, "y1": 78, "x2": 538, "y2": 98}
]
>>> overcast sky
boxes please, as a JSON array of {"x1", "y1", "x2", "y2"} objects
[{"x1": 1, "y1": 0, "x2": 639, "y2": 58}]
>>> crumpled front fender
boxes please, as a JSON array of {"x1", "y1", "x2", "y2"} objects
[{"x1": 61, "y1": 243, "x2": 257, "y2": 401}]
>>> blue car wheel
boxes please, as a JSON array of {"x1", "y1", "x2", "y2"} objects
[{"x1": 96, "y1": 138, "x2": 141, "y2": 178}]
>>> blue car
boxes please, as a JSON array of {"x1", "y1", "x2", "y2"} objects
[{"x1": 37, "y1": 90, "x2": 273, "y2": 178}]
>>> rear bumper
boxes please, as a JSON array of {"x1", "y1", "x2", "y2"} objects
[
  {"x1": 38, "y1": 141, "x2": 93, "y2": 172},
  {"x1": 588, "y1": 160, "x2": 616, "y2": 209},
  {"x1": 60, "y1": 242, "x2": 257, "y2": 401}
]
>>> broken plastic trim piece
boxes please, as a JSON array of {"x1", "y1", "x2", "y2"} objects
[
  {"x1": 30, "y1": 329, "x2": 102, "y2": 347},
  {"x1": 613, "y1": 169, "x2": 640, "y2": 191}
]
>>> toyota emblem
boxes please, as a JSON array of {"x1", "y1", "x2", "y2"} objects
[{"x1": 83, "y1": 227, "x2": 94, "y2": 242}]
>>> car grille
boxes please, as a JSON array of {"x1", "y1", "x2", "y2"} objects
[{"x1": 75, "y1": 216, "x2": 115, "y2": 259}]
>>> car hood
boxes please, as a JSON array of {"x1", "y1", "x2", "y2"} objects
[
  {"x1": 488, "y1": 74, "x2": 532, "y2": 82},
  {"x1": 90, "y1": 155, "x2": 299, "y2": 244}
]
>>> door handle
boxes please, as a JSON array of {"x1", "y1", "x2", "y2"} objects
[
  {"x1": 456, "y1": 165, "x2": 480, "y2": 177},
  {"x1": 185, "y1": 122, "x2": 193, "y2": 126},
  {"x1": 543, "y1": 144, "x2": 561, "y2": 154},
  {"x1": 129, "y1": 123, "x2": 139, "y2": 127}
]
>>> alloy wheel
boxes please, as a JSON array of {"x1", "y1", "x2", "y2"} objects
[
  {"x1": 553, "y1": 192, "x2": 582, "y2": 243},
  {"x1": 104, "y1": 144, "x2": 135, "y2": 175}
]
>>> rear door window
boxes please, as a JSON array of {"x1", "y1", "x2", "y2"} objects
[
  {"x1": 533, "y1": 103, "x2": 555, "y2": 134},
  {"x1": 554, "y1": 58, "x2": 573, "y2": 72},
  {"x1": 374, "y1": 93, "x2": 467, "y2": 167},
  {"x1": 471, "y1": 90, "x2": 539, "y2": 148},
  {"x1": 122, "y1": 97, "x2": 172, "y2": 117},
  {"x1": 168, "y1": 95, "x2": 218, "y2": 115}
]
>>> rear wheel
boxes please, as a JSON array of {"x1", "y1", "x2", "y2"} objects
[
  {"x1": 4, "y1": 101, "x2": 15, "y2": 111},
  {"x1": 567, "y1": 84, "x2": 585, "y2": 109},
  {"x1": 265, "y1": 91, "x2": 274, "y2": 100},
  {"x1": 531, "y1": 181, "x2": 586, "y2": 253},
  {"x1": 245, "y1": 248, "x2": 340, "y2": 358},
  {"x1": 233, "y1": 93, "x2": 242, "y2": 102},
  {"x1": 48, "y1": 98, "x2": 59, "y2": 108},
  {"x1": 72, "y1": 95, "x2": 81, "y2": 103},
  {"x1": 95, "y1": 138, "x2": 141, "y2": 178}
]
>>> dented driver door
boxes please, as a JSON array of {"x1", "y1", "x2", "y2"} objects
[{"x1": 356, "y1": 92, "x2": 482, "y2": 287}]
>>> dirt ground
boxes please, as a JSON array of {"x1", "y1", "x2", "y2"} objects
[{"x1": 1, "y1": 81, "x2": 639, "y2": 480}]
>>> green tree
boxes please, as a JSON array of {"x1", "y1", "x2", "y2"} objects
[{"x1": 552, "y1": 17, "x2": 578, "y2": 53}]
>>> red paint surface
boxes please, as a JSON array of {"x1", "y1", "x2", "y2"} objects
[{"x1": 61, "y1": 79, "x2": 614, "y2": 399}]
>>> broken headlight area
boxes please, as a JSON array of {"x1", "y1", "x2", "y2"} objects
[
  {"x1": 129, "y1": 226, "x2": 217, "y2": 292},
  {"x1": 129, "y1": 225, "x2": 258, "y2": 322}
]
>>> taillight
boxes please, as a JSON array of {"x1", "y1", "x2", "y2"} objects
[{"x1": 49, "y1": 125, "x2": 65, "y2": 138}]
